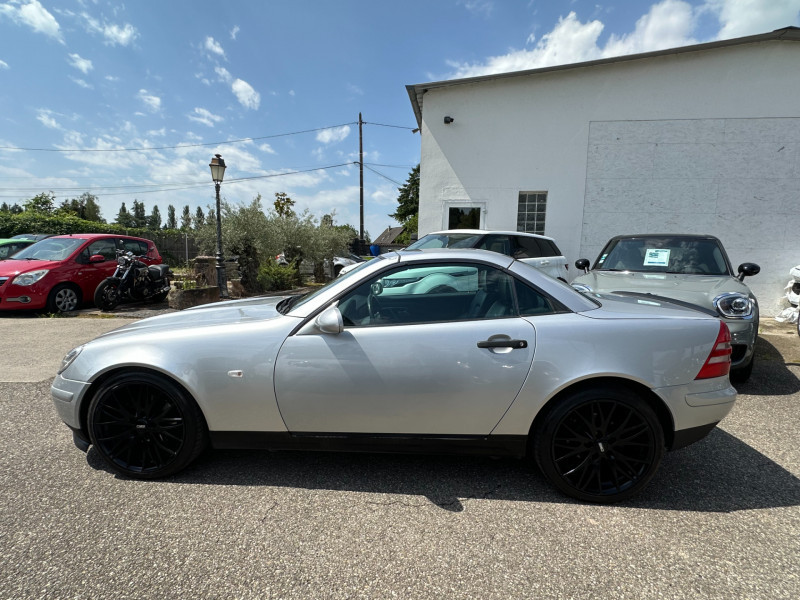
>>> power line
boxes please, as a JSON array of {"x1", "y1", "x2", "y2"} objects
[
  {"x1": 363, "y1": 121, "x2": 417, "y2": 131},
  {"x1": 363, "y1": 164, "x2": 403, "y2": 187},
  {"x1": 0, "y1": 123, "x2": 357, "y2": 153},
  {"x1": 0, "y1": 163, "x2": 354, "y2": 198}
]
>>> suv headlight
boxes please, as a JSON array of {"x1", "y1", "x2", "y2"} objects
[
  {"x1": 58, "y1": 346, "x2": 83, "y2": 374},
  {"x1": 713, "y1": 292, "x2": 753, "y2": 318},
  {"x1": 13, "y1": 269, "x2": 49, "y2": 286}
]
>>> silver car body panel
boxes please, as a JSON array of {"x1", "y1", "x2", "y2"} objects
[{"x1": 52, "y1": 248, "x2": 735, "y2": 445}]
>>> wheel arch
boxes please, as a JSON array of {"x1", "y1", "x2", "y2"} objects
[
  {"x1": 526, "y1": 376, "x2": 676, "y2": 453},
  {"x1": 78, "y1": 365, "x2": 210, "y2": 439},
  {"x1": 48, "y1": 281, "x2": 83, "y2": 311}
]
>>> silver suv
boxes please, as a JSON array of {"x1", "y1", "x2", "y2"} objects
[{"x1": 406, "y1": 229, "x2": 568, "y2": 280}]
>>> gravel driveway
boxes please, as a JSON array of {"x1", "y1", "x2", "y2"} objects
[{"x1": 0, "y1": 314, "x2": 798, "y2": 599}]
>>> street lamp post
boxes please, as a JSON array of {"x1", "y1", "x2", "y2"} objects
[{"x1": 209, "y1": 153, "x2": 229, "y2": 299}]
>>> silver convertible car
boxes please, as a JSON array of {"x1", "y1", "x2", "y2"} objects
[{"x1": 52, "y1": 248, "x2": 737, "y2": 503}]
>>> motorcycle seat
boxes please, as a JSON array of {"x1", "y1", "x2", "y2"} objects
[{"x1": 148, "y1": 264, "x2": 171, "y2": 279}]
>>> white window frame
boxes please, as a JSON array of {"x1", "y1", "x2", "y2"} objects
[{"x1": 442, "y1": 200, "x2": 486, "y2": 230}]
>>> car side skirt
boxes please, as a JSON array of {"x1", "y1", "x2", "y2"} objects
[{"x1": 209, "y1": 431, "x2": 529, "y2": 457}]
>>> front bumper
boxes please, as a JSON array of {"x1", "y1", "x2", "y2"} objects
[
  {"x1": 51, "y1": 373, "x2": 91, "y2": 431},
  {"x1": 725, "y1": 318, "x2": 757, "y2": 368}
]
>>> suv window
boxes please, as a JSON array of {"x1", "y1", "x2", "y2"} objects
[
  {"x1": 477, "y1": 235, "x2": 512, "y2": 257},
  {"x1": 120, "y1": 238, "x2": 148, "y2": 255}
]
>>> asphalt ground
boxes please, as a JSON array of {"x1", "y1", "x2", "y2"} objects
[{"x1": 0, "y1": 312, "x2": 798, "y2": 599}]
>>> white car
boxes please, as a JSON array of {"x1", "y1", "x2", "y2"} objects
[{"x1": 406, "y1": 230, "x2": 569, "y2": 280}]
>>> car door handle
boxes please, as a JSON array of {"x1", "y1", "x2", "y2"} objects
[{"x1": 477, "y1": 339, "x2": 528, "y2": 349}]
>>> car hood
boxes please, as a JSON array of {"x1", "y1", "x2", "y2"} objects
[
  {"x1": 0, "y1": 258, "x2": 63, "y2": 274},
  {"x1": 573, "y1": 270, "x2": 752, "y2": 309},
  {"x1": 98, "y1": 295, "x2": 295, "y2": 339}
]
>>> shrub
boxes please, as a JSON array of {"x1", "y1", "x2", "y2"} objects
[{"x1": 257, "y1": 260, "x2": 300, "y2": 291}]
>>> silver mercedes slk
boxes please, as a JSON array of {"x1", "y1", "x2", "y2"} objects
[{"x1": 52, "y1": 248, "x2": 737, "y2": 503}]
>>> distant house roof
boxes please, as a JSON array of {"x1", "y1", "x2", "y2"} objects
[
  {"x1": 374, "y1": 226, "x2": 405, "y2": 245},
  {"x1": 406, "y1": 26, "x2": 800, "y2": 127}
]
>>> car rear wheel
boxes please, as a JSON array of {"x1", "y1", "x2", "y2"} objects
[
  {"x1": 47, "y1": 283, "x2": 81, "y2": 313},
  {"x1": 87, "y1": 372, "x2": 207, "y2": 479},
  {"x1": 534, "y1": 386, "x2": 664, "y2": 503}
]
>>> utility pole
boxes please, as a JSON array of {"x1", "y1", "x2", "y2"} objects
[{"x1": 359, "y1": 112, "x2": 364, "y2": 247}]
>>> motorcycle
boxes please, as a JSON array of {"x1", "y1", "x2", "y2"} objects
[
  {"x1": 775, "y1": 265, "x2": 800, "y2": 336},
  {"x1": 94, "y1": 250, "x2": 172, "y2": 311}
]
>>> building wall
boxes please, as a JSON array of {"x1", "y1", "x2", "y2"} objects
[{"x1": 417, "y1": 40, "x2": 800, "y2": 315}]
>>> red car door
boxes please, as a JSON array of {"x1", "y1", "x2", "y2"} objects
[{"x1": 70, "y1": 238, "x2": 119, "y2": 301}]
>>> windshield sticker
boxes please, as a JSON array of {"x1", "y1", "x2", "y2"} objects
[
  {"x1": 598, "y1": 253, "x2": 607, "y2": 264},
  {"x1": 643, "y1": 249, "x2": 670, "y2": 266}
]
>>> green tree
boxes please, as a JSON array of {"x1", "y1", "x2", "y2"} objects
[
  {"x1": 148, "y1": 205, "x2": 162, "y2": 229},
  {"x1": 0, "y1": 202, "x2": 9, "y2": 213},
  {"x1": 180, "y1": 205, "x2": 192, "y2": 230},
  {"x1": 115, "y1": 202, "x2": 135, "y2": 227},
  {"x1": 132, "y1": 200, "x2": 147, "y2": 228},
  {"x1": 57, "y1": 192, "x2": 104, "y2": 222},
  {"x1": 391, "y1": 164, "x2": 420, "y2": 245},
  {"x1": 193, "y1": 206, "x2": 205, "y2": 229},
  {"x1": 166, "y1": 205, "x2": 177, "y2": 229},
  {"x1": 274, "y1": 192, "x2": 295, "y2": 218},
  {"x1": 24, "y1": 192, "x2": 56, "y2": 215}
]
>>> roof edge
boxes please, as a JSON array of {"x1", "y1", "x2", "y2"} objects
[{"x1": 406, "y1": 27, "x2": 800, "y2": 127}]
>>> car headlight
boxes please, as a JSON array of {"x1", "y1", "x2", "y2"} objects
[
  {"x1": 58, "y1": 346, "x2": 83, "y2": 375},
  {"x1": 13, "y1": 269, "x2": 49, "y2": 286},
  {"x1": 713, "y1": 293, "x2": 753, "y2": 319},
  {"x1": 571, "y1": 283, "x2": 593, "y2": 293}
]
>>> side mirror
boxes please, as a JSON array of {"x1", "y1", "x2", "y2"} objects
[
  {"x1": 575, "y1": 258, "x2": 590, "y2": 273},
  {"x1": 89, "y1": 254, "x2": 106, "y2": 263},
  {"x1": 314, "y1": 305, "x2": 343, "y2": 335},
  {"x1": 737, "y1": 262, "x2": 760, "y2": 281}
]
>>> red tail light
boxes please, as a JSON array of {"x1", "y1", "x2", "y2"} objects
[{"x1": 695, "y1": 322, "x2": 732, "y2": 380}]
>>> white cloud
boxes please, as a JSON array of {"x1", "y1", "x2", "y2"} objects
[
  {"x1": 259, "y1": 143, "x2": 276, "y2": 154},
  {"x1": 205, "y1": 36, "x2": 226, "y2": 58},
  {"x1": 705, "y1": 0, "x2": 800, "y2": 39},
  {"x1": 459, "y1": 0, "x2": 494, "y2": 18},
  {"x1": 215, "y1": 66, "x2": 232, "y2": 83},
  {"x1": 105, "y1": 75, "x2": 119, "y2": 82},
  {"x1": 188, "y1": 107, "x2": 224, "y2": 127},
  {"x1": 446, "y1": 0, "x2": 800, "y2": 79},
  {"x1": 232, "y1": 78, "x2": 260, "y2": 109},
  {"x1": 0, "y1": 59, "x2": 8, "y2": 69},
  {"x1": 0, "y1": 0, "x2": 63, "y2": 42},
  {"x1": 70, "y1": 77, "x2": 93, "y2": 89},
  {"x1": 82, "y1": 12, "x2": 137, "y2": 46},
  {"x1": 36, "y1": 109, "x2": 60, "y2": 129},
  {"x1": 230, "y1": 25, "x2": 240, "y2": 40},
  {"x1": 68, "y1": 53, "x2": 93, "y2": 74},
  {"x1": 137, "y1": 89, "x2": 162, "y2": 112},
  {"x1": 316, "y1": 125, "x2": 352, "y2": 144}
]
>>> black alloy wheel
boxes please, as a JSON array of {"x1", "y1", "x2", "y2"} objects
[
  {"x1": 534, "y1": 387, "x2": 664, "y2": 503},
  {"x1": 87, "y1": 372, "x2": 206, "y2": 479}
]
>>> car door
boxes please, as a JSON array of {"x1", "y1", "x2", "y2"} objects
[
  {"x1": 71, "y1": 238, "x2": 119, "y2": 299},
  {"x1": 274, "y1": 262, "x2": 536, "y2": 435}
]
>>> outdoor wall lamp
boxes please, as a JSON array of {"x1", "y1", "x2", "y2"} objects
[{"x1": 444, "y1": 116, "x2": 454, "y2": 124}]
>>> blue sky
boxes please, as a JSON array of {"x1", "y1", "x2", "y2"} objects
[{"x1": 1, "y1": 0, "x2": 798, "y2": 239}]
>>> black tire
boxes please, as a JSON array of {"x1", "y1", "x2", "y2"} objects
[
  {"x1": 533, "y1": 386, "x2": 664, "y2": 503},
  {"x1": 94, "y1": 280, "x2": 120, "y2": 311},
  {"x1": 47, "y1": 283, "x2": 81, "y2": 313},
  {"x1": 87, "y1": 371, "x2": 207, "y2": 479},
  {"x1": 149, "y1": 290, "x2": 169, "y2": 303},
  {"x1": 730, "y1": 352, "x2": 755, "y2": 383}
]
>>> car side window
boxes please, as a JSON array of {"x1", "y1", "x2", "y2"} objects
[
  {"x1": 477, "y1": 235, "x2": 513, "y2": 257},
  {"x1": 85, "y1": 239, "x2": 117, "y2": 261},
  {"x1": 337, "y1": 263, "x2": 516, "y2": 328},
  {"x1": 120, "y1": 239, "x2": 147, "y2": 255},
  {"x1": 513, "y1": 236, "x2": 543, "y2": 259},
  {"x1": 514, "y1": 279, "x2": 556, "y2": 316}
]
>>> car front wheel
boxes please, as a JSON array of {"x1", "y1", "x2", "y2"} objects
[
  {"x1": 87, "y1": 371, "x2": 207, "y2": 479},
  {"x1": 534, "y1": 386, "x2": 664, "y2": 503},
  {"x1": 47, "y1": 283, "x2": 80, "y2": 313}
]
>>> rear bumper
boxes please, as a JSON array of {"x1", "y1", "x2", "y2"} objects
[{"x1": 655, "y1": 378, "x2": 737, "y2": 449}]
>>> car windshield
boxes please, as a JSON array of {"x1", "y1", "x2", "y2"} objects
[
  {"x1": 595, "y1": 237, "x2": 730, "y2": 275},
  {"x1": 10, "y1": 238, "x2": 85, "y2": 261},
  {"x1": 406, "y1": 233, "x2": 485, "y2": 250},
  {"x1": 278, "y1": 258, "x2": 378, "y2": 314}
]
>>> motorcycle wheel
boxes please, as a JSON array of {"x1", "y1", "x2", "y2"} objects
[{"x1": 94, "y1": 280, "x2": 121, "y2": 311}]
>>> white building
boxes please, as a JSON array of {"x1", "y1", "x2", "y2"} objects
[{"x1": 407, "y1": 27, "x2": 800, "y2": 315}]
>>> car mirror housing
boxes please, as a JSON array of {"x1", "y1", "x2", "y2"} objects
[
  {"x1": 89, "y1": 254, "x2": 106, "y2": 263},
  {"x1": 315, "y1": 305, "x2": 344, "y2": 335},
  {"x1": 737, "y1": 263, "x2": 760, "y2": 281},
  {"x1": 575, "y1": 258, "x2": 590, "y2": 273}
]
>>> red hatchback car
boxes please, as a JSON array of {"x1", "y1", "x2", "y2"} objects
[{"x1": 0, "y1": 233, "x2": 161, "y2": 313}]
